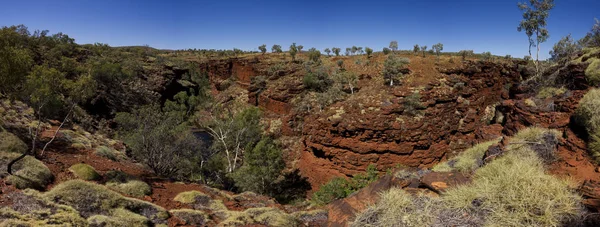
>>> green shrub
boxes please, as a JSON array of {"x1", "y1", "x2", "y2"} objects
[
  {"x1": 537, "y1": 86, "x2": 567, "y2": 99},
  {"x1": 1, "y1": 151, "x2": 53, "y2": 189},
  {"x1": 576, "y1": 88, "x2": 600, "y2": 163},
  {"x1": 231, "y1": 137, "x2": 285, "y2": 196},
  {"x1": 586, "y1": 58, "x2": 600, "y2": 86},
  {"x1": 0, "y1": 132, "x2": 27, "y2": 154},
  {"x1": 311, "y1": 165, "x2": 378, "y2": 205},
  {"x1": 69, "y1": 163, "x2": 100, "y2": 180},
  {"x1": 432, "y1": 138, "x2": 500, "y2": 173}
]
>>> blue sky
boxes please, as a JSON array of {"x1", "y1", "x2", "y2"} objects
[{"x1": 1, "y1": 0, "x2": 598, "y2": 59}]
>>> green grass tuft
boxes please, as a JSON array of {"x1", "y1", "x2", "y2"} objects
[
  {"x1": 170, "y1": 209, "x2": 212, "y2": 226},
  {"x1": 107, "y1": 180, "x2": 151, "y2": 198},
  {"x1": 576, "y1": 88, "x2": 600, "y2": 163},
  {"x1": 173, "y1": 190, "x2": 209, "y2": 204},
  {"x1": 1, "y1": 151, "x2": 53, "y2": 189},
  {"x1": 585, "y1": 58, "x2": 600, "y2": 86},
  {"x1": 94, "y1": 146, "x2": 120, "y2": 161},
  {"x1": 432, "y1": 138, "x2": 500, "y2": 173},
  {"x1": 354, "y1": 127, "x2": 583, "y2": 227},
  {"x1": 69, "y1": 163, "x2": 101, "y2": 180},
  {"x1": 0, "y1": 132, "x2": 27, "y2": 154}
]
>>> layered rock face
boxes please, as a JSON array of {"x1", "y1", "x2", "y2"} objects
[{"x1": 300, "y1": 61, "x2": 523, "y2": 182}]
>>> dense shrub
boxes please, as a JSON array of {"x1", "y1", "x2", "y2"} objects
[
  {"x1": 115, "y1": 104, "x2": 204, "y2": 178},
  {"x1": 382, "y1": 47, "x2": 391, "y2": 55},
  {"x1": 382, "y1": 55, "x2": 409, "y2": 86},
  {"x1": 303, "y1": 66, "x2": 332, "y2": 92},
  {"x1": 231, "y1": 137, "x2": 285, "y2": 196},
  {"x1": 311, "y1": 165, "x2": 378, "y2": 205},
  {"x1": 307, "y1": 47, "x2": 321, "y2": 63}
]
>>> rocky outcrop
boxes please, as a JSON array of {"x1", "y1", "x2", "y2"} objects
[{"x1": 300, "y1": 61, "x2": 523, "y2": 185}]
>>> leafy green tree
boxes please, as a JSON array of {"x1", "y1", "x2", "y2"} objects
[
  {"x1": 289, "y1": 43, "x2": 298, "y2": 61},
  {"x1": 297, "y1": 45, "x2": 304, "y2": 52},
  {"x1": 517, "y1": 0, "x2": 555, "y2": 74},
  {"x1": 115, "y1": 105, "x2": 204, "y2": 178},
  {"x1": 271, "y1": 44, "x2": 282, "y2": 53},
  {"x1": 382, "y1": 55, "x2": 410, "y2": 86},
  {"x1": 199, "y1": 106, "x2": 262, "y2": 173},
  {"x1": 413, "y1": 44, "x2": 420, "y2": 55},
  {"x1": 382, "y1": 47, "x2": 391, "y2": 55},
  {"x1": 0, "y1": 26, "x2": 33, "y2": 96},
  {"x1": 420, "y1": 45, "x2": 428, "y2": 57},
  {"x1": 307, "y1": 47, "x2": 321, "y2": 63},
  {"x1": 337, "y1": 60, "x2": 344, "y2": 69},
  {"x1": 231, "y1": 137, "x2": 285, "y2": 195},
  {"x1": 365, "y1": 47, "x2": 373, "y2": 58},
  {"x1": 324, "y1": 48, "x2": 331, "y2": 56},
  {"x1": 351, "y1": 46, "x2": 358, "y2": 55},
  {"x1": 389, "y1": 41, "x2": 398, "y2": 52},
  {"x1": 579, "y1": 18, "x2": 600, "y2": 48},
  {"x1": 258, "y1": 44, "x2": 267, "y2": 54},
  {"x1": 345, "y1": 47, "x2": 351, "y2": 56},
  {"x1": 303, "y1": 65, "x2": 332, "y2": 92},
  {"x1": 332, "y1": 47, "x2": 341, "y2": 56},
  {"x1": 432, "y1": 43, "x2": 444, "y2": 58},
  {"x1": 549, "y1": 34, "x2": 580, "y2": 62},
  {"x1": 357, "y1": 47, "x2": 364, "y2": 55}
]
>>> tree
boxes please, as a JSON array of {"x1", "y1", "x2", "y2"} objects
[
  {"x1": 357, "y1": 47, "x2": 364, "y2": 55},
  {"x1": 200, "y1": 106, "x2": 262, "y2": 173},
  {"x1": 297, "y1": 45, "x2": 304, "y2": 53},
  {"x1": 481, "y1": 51, "x2": 493, "y2": 61},
  {"x1": 382, "y1": 47, "x2": 391, "y2": 55},
  {"x1": 365, "y1": 47, "x2": 373, "y2": 58},
  {"x1": 382, "y1": 55, "x2": 410, "y2": 86},
  {"x1": 345, "y1": 47, "x2": 351, "y2": 56},
  {"x1": 335, "y1": 71, "x2": 358, "y2": 94},
  {"x1": 231, "y1": 137, "x2": 285, "y2": 196},
  {"x1": 517, "y1": 0, "x2": 555, "y2": 75},
  {"x1": 549, "y1": 34, "x2": 580, "y2": 62},
  {"x1": 413, "y1": 44, "x2": 420, "y2": 55},
  {"x1": 432, "y1": 43, "x2": 444, "y2": 58},
  {"x1": 332, "y1": 47, "x2": 341, "y2": 56},
  {"x1": 389, "y1": 41, "x2": 398, "y2": 52},
  {"x1": 351, "y1": 46, "x2": 358, "y2": 55},
  {"x1": 579, "y1": 18, "x2": 600, "y2": 48},
  {"x1": 271, "y1": 44, "x2": 282, "y2": 53},
  {"x1": 115, "y1": 105, "x2": 203, "y2": 178},
  {"x1": 458, "y1": 50, "x2": 474, "y2": 61},
  {"x1": 289, "y1": 43, "x2": 298, "y2": 61},
  {"x1": 324, "y1": 48, "x2": 331, "y2": 56},
  {"x1": 420, "y1": 45, "x2": 428, "y2": 57},
  {"x1": 307, "y1": 47, "x2": 321, "y2": 63},
  {"x1": 258, "y1": 44, "x2": 267, "y2": 55}
]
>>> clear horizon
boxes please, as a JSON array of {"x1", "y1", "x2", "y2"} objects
[{"x1": 1, "y1": 0, "x2": 598, "y2": 59}]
